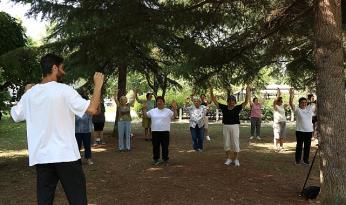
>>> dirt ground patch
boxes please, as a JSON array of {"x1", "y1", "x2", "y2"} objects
[{"x1": 0, "y1": 122, "x2": 320, "y2": 205}]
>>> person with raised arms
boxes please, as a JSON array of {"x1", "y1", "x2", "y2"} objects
[
  {"x1": 135, "y1": 90, "x2": 155, "y2": 141},
  {"x1": 210, "y1": 85, "x2": 250, "y2": 167},
  {"x1": 249, "y1": 93, "x2": 262, "y2": 140},
  {"x1": 11, "y1": 53, "x2": 104, "y2": 205},
  {"x1": 289, "y1": 88, "x2": 314, "y2": 165},
  {"x1": 273, "y1": 88, "x2": 288, "y2": 152},
  {"x1": 185, "y1": 96, "x2": 208, "y2": 152},
  {"x1": 142, "y1": 96, "x2": 177, "y2": 165},
  {"x1": 200, "y1": 94, "x2": 212, "y2": 141},
  {"x1": 114, "y1": 90, "x2": 136, "y2": 151}
]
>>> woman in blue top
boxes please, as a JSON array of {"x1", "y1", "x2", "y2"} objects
[
  {"x1": 75, "y1": 93, "x2": 94, "y2": 165},
  {"x1": 75, "y1": 113, "x2": 93, "y2": 165}
]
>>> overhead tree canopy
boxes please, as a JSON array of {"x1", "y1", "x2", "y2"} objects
[
  {"x1": 0, "y1": 11, "x2": 31, "y2": 110},
  {"x1": 0, "y1": 11, "x2": 27, "y2": 56}
]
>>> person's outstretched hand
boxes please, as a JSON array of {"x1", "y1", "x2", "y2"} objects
[
  {"x1": 142, "y1": 102, "x2": 148, "y2": 110},
  {"x1": 94, "y1": 72, "x2": 104, "y2": 89},
  {"x1": 171, "y1": 100, "x2": 178, "y2": 110}
]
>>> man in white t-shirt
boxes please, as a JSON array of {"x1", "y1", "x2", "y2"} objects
[
  {"x1": 10, "y1": 53, "x2": 104, "y2": 205},
  {"x1": 289, "y1": 89, "x2": 314, "y2": 165}
]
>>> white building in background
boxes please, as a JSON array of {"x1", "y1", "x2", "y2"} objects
[
  {"x1": 234, "y1": 84, "x2": 291, "y2": 101},
  {"x1": 260, "y1": 84, "x2": 291, "y2": 99}
]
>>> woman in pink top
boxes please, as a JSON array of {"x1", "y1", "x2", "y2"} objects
[{"x1": 250, "y1": 97, "x2": 262, "y2": 140}]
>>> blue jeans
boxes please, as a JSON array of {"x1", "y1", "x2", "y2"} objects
[
  {"x1": 75, "y1": 133, "x2": 92, "y2": 159},
  {"x1": 118, "y1": 121, "x2": 131, "y2": 150},
  {"x1": 190, "y1": 126, "x2": 204, "y2": 150}
]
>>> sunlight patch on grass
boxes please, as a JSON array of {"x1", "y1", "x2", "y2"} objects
[
  {"x1": 178, "y1": 149, "x2": 198, "y2": 153},
  {"x1": 146, "y1": 167, "x2": 163, "y2": 171},
  {"x1": 0, "y1": 149, "x2": 28, "y2": 157},
  {"x1": 91, "y1": 148, "x2": 108, "y2": 153},
  {"x1": 247, "y1": 142, "x2": 297, "y2": 154},
  {"x1": 249, "y1": 141, "x2": 296, "y2": 149},
  {"x1": 171, "y1": 165, "x2": 184, "y2": 168}
]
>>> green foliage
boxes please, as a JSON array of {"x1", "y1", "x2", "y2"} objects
[
  {"x1": 8, "y1": 0, "x2": 321, "y2": 96},
  {"x1": 0, "y1": 12, "x2": 27, "y2": 56},
  {"x1": 0, "y1": 11, "x2": 30, "y2": 110},
  {"x1": 0, "y1": 12, "x2": 33, "y2": 110},
  {"x1": 0, "y1": 88, "x2": 11, "y2": 111},
  {"x1": 0, "y1": 47, "x2": 41, "y2": 101}
]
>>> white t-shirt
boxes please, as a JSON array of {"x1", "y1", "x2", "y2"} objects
[
  {"x1": 293, "y1": 105, "x2": 313, "y2": 132},
  {"x1": 11, "y1": 81, "x2": 90, "y2": 166},
  {"x1": 273, "y1": 105, "x2": 286, "y2": 123},
  {"x1": 146, "y1": 108, "x2": 173, "y2": 131}
]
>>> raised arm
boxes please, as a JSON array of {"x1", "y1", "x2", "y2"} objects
[
  {"x1": 249, "y1": 89, "x2": 253, "y2": 107},
  {"x1": 171, "y1": 100, "x2": 178, "y2": 120},
  {"x1": 289, "y1": 88, "x2": 295, "y2": 110},
  {"x1": 142, "y1": 102, "x2": 149, "y2": 118},
  {"x1": 128, "y1": 90, "x2": 136, "y2": 106},
  {"x1": 273, "y1": 88, "x2": 281, "y2": 110},
  {"x1": 86, "y1": 72, "x2": 104, "y2": 115},
  {"x1": 242, "y1": 86, "x2": 250, "y2": 108},
  {"x1": 134, "y1": 89, "x2": 143, "y2": 104},
  {"x1": 209, "y1": 86, "x2": 219, "y2": 107},
  {"x1": 113, "y1": 89, "x2": 120, "y2": 106}
]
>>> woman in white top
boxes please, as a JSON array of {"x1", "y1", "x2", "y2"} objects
[
  {"x1": 143, "y1": 96, "x2": 177, "y2": 165},
  {"x1": 185, "y1": 96, "x2": 208, "y2": 151},
  {"x1": 289, "y1": 89, "x2": 314, "y2": 165},
  {"x1": 200, "y1": 94, "x2": 211, "y2": 141},
  {"x1": 273, "y1": 88, "x2": 288, "y2": 151}
]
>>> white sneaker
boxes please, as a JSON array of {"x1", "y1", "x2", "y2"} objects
[
  {"x1": 249, "y1": 136, "x2": 254, "y2": 140},
  {"x1": 206, "y1": 136, "x2": 211, "y2": 141},
  {"x1": 234, "y1": 159, "x2": 240, "y2": 166},
  {"x1": 256, "y1": 136, "x2": 261, "y2": 140},
  {"x1": 224, "y1": 159, "x2": 232, "y2": 166}
]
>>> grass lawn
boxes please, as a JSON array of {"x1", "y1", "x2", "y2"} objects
[{"x1": 0, "y1": 117, "x2": 320, "y2": 205}]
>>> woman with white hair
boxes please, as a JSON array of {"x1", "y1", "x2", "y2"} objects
[
  {"x1": 115, "y1": 91, "x2": 135, "y2": 151},
  {"x1": 185, "y1": 96, "x2": 208, "y2": 151}
]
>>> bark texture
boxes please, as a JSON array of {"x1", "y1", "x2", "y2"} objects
[{"x1": 314, "y1": 0, "x2": 346, "y2": 204}]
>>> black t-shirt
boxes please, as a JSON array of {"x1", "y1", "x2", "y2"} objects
[{"x1": 219, "y1": 104, "x2": 243, "y2": 124}]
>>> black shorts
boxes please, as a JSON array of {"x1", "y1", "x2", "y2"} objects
[{"x1": 93, "y1": 122, "x2": 105, "y2": 131}]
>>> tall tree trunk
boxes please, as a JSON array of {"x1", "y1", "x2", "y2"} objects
[
  {"x1": 113, "y1": 64, "x2": 127, "y2": 138},
  {"x1": 314, "y1": 0, "x2": 346, "y2": 204},
  {"x1": 117, "y1": 65, "x2": 127, "y2": 99}
]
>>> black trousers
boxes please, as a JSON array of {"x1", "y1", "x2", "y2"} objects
[
  {"x1": 36, "y1": 160, "x2": 87, "y2": 205},
  {"x1": 152, "y1": 131, "x2": 170, "y2": 161},
  {"x1": 75, "y1": 133, "x2": 92, "y2": 159},
  {"x1": 295, "y1": 131, "x2": 313, "y2": 163}
]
